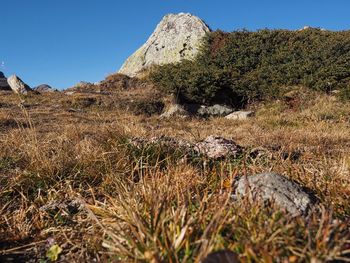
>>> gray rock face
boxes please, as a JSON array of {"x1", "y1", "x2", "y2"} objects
[
  {"x1": 234, "y1": 173, "x2": 315, "y2": 216},
  {"x1": 160, "y1": 104, "x2": 189, "y2": 118},
  {"x1": 34, "y1": 84, "x2": 56, "y2": 93},
  {"x1": 0, "y1": 71, "x2": 11, "y2": 90},
  {"x1": 197, "y1": 104, "x2": 234, "y2": 117},
  {"x1": 119, "y1": 13, "x2": 211, "y2": 76},
  {"x1": 195, "y1": 136, "x2": 243, "y2": 159},
  {"x1": 7, "y1": 75, "x2": 32, "y2": 94},
  {"x1": 225, "y1": 111, "x2": 255, "y2": 120}
]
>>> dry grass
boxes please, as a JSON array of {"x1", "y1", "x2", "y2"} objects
[{"x1": 0, "y1": 88, "x2": 349, "y2": 262}]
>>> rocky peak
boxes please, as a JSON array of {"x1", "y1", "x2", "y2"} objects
[
  {"x1": 119, "y1": 13, "x2": 211, "y2": 77},
  {"x1": 0, "y1": 71, "x2": 11, "y2": 90},
  {"x1": 7, "y1": 75, "x2": 32, "y2": 94}
]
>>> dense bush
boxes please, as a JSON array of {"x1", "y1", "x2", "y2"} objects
[{"x1": 150, "y1": 29, "x2": 350, "y2": 106}]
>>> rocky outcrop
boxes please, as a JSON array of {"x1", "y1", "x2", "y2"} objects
[
  {"x1": 34, "y1": 84, "x2": 56, "y2": 93},
  {"x1": 119, "y1": 13, "x2": 210, "y2": 76},
  {"x1": 233, "y1": 172, "x2": 315, "y2": 216},
  {"x1": 7, "y1": 75, "x2": 32, "y2": 94},
  {"x1": 0, "y1": 71, "x2": 11, "y2": 90}
]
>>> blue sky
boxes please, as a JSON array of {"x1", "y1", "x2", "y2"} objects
[{"x1": 1, "y1": 0, "x2": 349, "y2": 89}]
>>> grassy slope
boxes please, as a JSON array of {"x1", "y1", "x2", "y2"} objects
[{"x1": 0, "y1": 86, "x2": 349, "y2": 262}]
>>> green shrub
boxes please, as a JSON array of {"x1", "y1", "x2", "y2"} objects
[{"x1": 150, "y1": 29, "x2": 350, "y2": 106}]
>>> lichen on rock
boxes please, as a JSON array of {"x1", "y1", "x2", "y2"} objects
[{"x1": 119, "y1": 13, "x2": 211, "y2": 77}]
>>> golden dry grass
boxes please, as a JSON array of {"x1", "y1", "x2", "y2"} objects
[{"x1": 0, "y1": 88, "x2": 349, "y2": 262}]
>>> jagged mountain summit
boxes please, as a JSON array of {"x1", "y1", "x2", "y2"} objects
[{"x1": 119, "y1": 13, "x2": 211, "y2": 77}]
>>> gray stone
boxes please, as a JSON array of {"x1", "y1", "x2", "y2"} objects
[
  {"x1": 194, "y1": 136, "x2": 243, "y2": 159},
  {"x1": 197, "y1": 104, "x2": 234, "y2": 117},
  {"x1": 225, "y1": 111, "x2": 255, "y2": 120},
  {"x1": 234, "y1": 172, "x2": 315, "y2": 216},
  {"x1": 0, "y1": 71, "x2": 11, "y2": 90},
  {"x1": 119, "y1": 13, "x2": 211, "y2": 77},
  {"x1": 34, "y1": 84, "x2": 57, "y2": 93},
  {"x1": 160, "y1": 104, "x2": 189, "y2": 118},
  {"x1": 7, "y1": 75, "x2": 32, "y2": 94}
]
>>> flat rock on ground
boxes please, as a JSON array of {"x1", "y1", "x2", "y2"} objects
[
  {"x1": 197, "y1": 104, "x2": 234, "y2": 117},
  {"x1": 233, "y1": 172, "x2": 315, "y2": 216},
  {"x1": 225, "y1": 111, "x2": 255, "y2": 120},
  {"x1": 129, "y1": 135, "x2": 244, "y2": 160}
]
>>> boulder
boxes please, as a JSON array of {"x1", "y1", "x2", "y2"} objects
[
  {"x1": 0, "y1": 71, "x2": 11, "y2": 90},
  {"x1": 160, "y1": 104, "x2": 189, "y2": 118},
  {"x1": 194, "y1": 136, "x2": 243, "y2": 159},
  {"x1": 233, "y1": 172, "x2": 315, "y2": 216},
  {"x1": 34, "y1": 84, "x2": 57, "y2": 93},
  {"x1": 197, "y1": 104, "x2": 234, "y2": 117},
  {"x1": 119, "y1": 13, "x2": 211, "y2": 76},
  {"x1": 225, "y1": 111, "x2": 255, "y2": 120},
  {"x1": 7, "y1": 75, "x2": 32, "y2": 94}
]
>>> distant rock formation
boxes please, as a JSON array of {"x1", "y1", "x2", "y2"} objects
[
  {"x1": 119, "y1": 13, "x2": 211, "y2": 77},
  {"x1": 34, "y1": 84, "x2": 57, "y2": 93},
  {"x1": 7, "y1": 75, "x2": 32, "y2": 94},
  {"x1": 0, "y1": 71, "x2": 11, "y2": 90}
]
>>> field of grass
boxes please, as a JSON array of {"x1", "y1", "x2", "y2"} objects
[{"x1": 0, "y1": 84, "x2": 350, "y2": 262}]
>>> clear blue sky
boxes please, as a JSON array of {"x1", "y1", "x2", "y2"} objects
[{"x1": 1, "y1": 0, "x2": 349, "y2": 89}]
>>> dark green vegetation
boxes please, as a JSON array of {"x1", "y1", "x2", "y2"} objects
[{"x1": 150, "y1": 29, "x2": 350, "y2": 106}]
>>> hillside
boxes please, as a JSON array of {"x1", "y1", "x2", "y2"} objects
[
  {"x1": 0, "y1": 73, "x2": 350, "y2": 262},
  {"x1": 1, "y1": 14, "x2": 350, "y2": 263}
]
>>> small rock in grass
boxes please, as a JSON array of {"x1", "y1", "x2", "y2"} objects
[
  {"x1": 194, "y1": 135, "x2": 243, "y2": 159},
  {"x1": 225, "y1": 111, "x2": 255, "y2": 120},
  {"x1": 233, "y1": 172, "x2": 315, "y2": 216}
]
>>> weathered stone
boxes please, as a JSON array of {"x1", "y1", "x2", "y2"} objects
[
  {"x1": 119, "y1": 13, "x2": 210, "y2": 76},
  {"x1": 7, "y1": 75, "x2": 32, "y2": 94},
  {"x1": 34, "y1": 84, "x2": 56, "y2": 93},
  {"x1": 194, "y1": 136, "x2": 243, "y2": 159},
  {"x1": 197, "y1": 104, "x2": 234, "y2": 117},
  {"x1": 0, "y1": 71, "x2": 11, "y2": 90},
  {"x1": 225, "y1": 111, "x2": 255, "y2": 120},
  {"x1": 160, "y1": 104, "x2": 189, "y2": 118},
  {"x1": 234, "y1": 172, "x2": 315, "y2": 216},
  {"x1": 129, "y1": 135, "x2": 244, "y2": 160}
]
